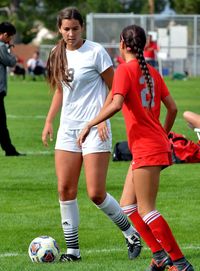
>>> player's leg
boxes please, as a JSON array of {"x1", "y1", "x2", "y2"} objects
[
  {"x1": 120, "y1": 164, "x2": 165, "y2": 259},
  {"x1": 120, "y1": 163, "x2": 137, "y2": 207},
  {"x1": 119, "y1": 164, "x2": 143, "y2": 259},
  {"x1": 134, "y1": 165, "x2": 193, "y2": 270},
  {"x1": 56, "y1": 150, "x2": 83, "y2": 262},
  {"x1": 83, "y1": 152, "x2": 141, "y2": 259},
  {"x1": 183, "y1": 111, "x2": 200, "y2": 129}
]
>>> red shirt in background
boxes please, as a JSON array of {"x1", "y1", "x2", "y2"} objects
[
  {"x1": 144, "y1": 40, "x2": 158, "y2": 60},
  {"x1": 116, "y1": 39, "x2": 158, "y2": 64}
]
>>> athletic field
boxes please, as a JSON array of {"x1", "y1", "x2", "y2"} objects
[{"x1": 0, "y1": 77, "x2": 199, "y2": 270}]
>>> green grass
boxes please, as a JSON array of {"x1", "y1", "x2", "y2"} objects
[{"x1": 0, "y1": 77, "x2": 199, "y2": 271}]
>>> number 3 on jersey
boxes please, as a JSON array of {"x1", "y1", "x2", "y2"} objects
[
  {"x1": 140, "y1": 76, "x2": 155, "y2": 108},
  {"x1": 67, "y1": 68, "x2": 74, "y2": 82}
]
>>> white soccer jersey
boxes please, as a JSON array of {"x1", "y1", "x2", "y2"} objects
[{"x1": 60, "y1": 40, "x2": 113, "y2": 129}]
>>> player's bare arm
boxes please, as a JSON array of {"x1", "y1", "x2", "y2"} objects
[{"x1": 42, "y1": 88, "x2": 63, "y2": 146}]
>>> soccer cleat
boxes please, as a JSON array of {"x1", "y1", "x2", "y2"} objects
[
  {"x1": 126, "y1": 232, "x2": 142, "y2": 260},
  {"x1": 147, "y1": 257, "x2": 173, "y2": 271},
  {"x1": 59, "y1": 253, "x2": 81, "y2": 262},
  {"x1": 168, "y1": 264, "x2": 194, "y2": 271}
]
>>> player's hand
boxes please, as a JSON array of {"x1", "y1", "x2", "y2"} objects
[
  {"x1": 42, "y1": 122, "x2": 53, "y2": 147},
  {"x1": 97, "y1": 121, "x2": 109, "y2": 141},
  {"x1": 77, "y1": 125, "x2": 91, "y2": 147}
]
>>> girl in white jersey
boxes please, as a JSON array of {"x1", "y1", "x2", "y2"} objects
[{"x1": 41, "y1": 7, "x2": 141, "y2": 262}]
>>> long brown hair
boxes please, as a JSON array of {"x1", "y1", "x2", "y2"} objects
[
  {"x1": 120, "y1": 25, "x2": 154, "y2": 108},
  {"x1": 46, "y1": 7, "x2": 83, "y2": 90}
]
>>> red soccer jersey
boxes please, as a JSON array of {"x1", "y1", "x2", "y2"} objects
[{"x1": 112, "y1": 59, "x2": 171, "y2": 159}]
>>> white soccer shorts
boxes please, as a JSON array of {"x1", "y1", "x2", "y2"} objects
[{"x1": 55, "y1": 126, "x2": 112, "y2": 156}]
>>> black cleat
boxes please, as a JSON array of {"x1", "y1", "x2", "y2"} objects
[
  {"x1": 168, "y1": 263, "x2": 194, "y2": 271},
  {"x1": 59, "y1": 253, "x2": 81, "y2": 262},
  {"x1": 147, "y1": 257, "x2": 173, "y2": 271},
  {"x1": 126, "y1": 232, "x2": 142, "y2": 260}
]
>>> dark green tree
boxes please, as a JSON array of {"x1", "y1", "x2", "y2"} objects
[
  {"x1": 0, "y1": 0, "x2": 42, "y2": 43},
  {"x1": 1, "y1": 0, "x2": 200, "y2": 43},
  {"x1": 39, "y1": 0, "x2": 124, "y2": 32},
  {"x1": 172, "y1": 0, "x2": 200, "y2": 14}
]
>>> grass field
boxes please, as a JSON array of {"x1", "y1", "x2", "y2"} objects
[{"x1": 0, "y1": 77, "x2": 199, "y2": 271}]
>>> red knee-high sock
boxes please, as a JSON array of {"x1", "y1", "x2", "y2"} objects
[
  {"x1": 143, "y1": 210, "x2": 184, "y2": 261},
  {"x1": 123, "y1": 205, "x2": 162, "y2": 253}
]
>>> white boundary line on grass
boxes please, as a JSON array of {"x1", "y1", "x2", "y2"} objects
[
  {"x1": 8, "y1": 115, "x2": 124, "y2": 120},
  {"x1": 1, "y1": 245, "x2": 200, "y2": 258},
  {"x1": 85, "y1": 245, "x2": 200, "y2": 254},
  {"x1": 7, "y1": 115, "x2": 46, "y2": 119},
  {"x1": 7, "y1": 115, "x2": 185, "y2": 123},
  {"x1": 1, "y1": 150, "x2": 54, "y2": 156},
  {"x1": 25, "y1": 150, "x2": 54, "y2": 155}
]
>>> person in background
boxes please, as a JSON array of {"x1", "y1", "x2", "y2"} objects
[
  {"x1": 42, "y1": 7, "x2": 141, "y2": 263},
  {"x1": 144, "y1": 34, "x2": 158, "y2": 68},
  {"x1": 11, "y1": 56, "x2": 26, "y2": 80},
  {"x1": 78, "y1": 24, "x2": 194, "y2": 271},
  {"x1": 0, "y1": 22, "x2": 25, "y2": 156},
  {"x1": 27, "y1": 51, "x2": 46, "y2": 80},
  {"x1": 183, "y1": 111, "x2": 200, "y2": 129}
]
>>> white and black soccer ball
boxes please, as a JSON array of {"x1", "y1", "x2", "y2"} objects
[{"x1": 28, "y1": 236, "x2": 60, "y2": 263}]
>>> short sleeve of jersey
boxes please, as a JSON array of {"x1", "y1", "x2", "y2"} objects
[
  {"x1": 112, "y1": 64, "x2": 130, "y2": 97},
  {"x1": 94, "y1": 45, "x2": 113, "y2": 74},
  {"x1": 156, "y1": 70, "x2": 170, "y2": 100}
]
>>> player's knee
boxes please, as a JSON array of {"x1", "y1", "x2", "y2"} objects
[
  {"x1": 58, "y1": 184, "x2": 77, "y2": 200},
  {"x1": 88, "y1": 191, "x2": 105, "y2": 205}
]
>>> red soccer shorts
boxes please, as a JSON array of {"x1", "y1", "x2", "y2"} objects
[{"x1": 132, "y1": 152, "x2": 172, "y2": 170}]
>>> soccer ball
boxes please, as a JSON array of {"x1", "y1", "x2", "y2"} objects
[{"x1": 28, "y1": 236, "x2": 60, "y2": 263}]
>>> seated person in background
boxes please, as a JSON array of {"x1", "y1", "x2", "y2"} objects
[
  {"x1": 183, "y1": 111, "x2": 200, "y2": 129},
  {"x1": 27, "y1": 51, "x2": 46, "y2": 79},
  {"x1": 172, "y1": 70, "x2": 188, "y2": 81},
  {"x1": 144, "y1": 34, "x2": 158, "y2": 68},
  {"x1": 12, "y1": 56, "x2": 26, "y2": 79}
]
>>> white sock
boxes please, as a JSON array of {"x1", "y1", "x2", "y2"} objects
[
  {"x1": 96, "y1": 193, "x2": 137, "y2": 238},
  {"x1": 60, "y1": 199, "x2": 80, "y2": 257}
]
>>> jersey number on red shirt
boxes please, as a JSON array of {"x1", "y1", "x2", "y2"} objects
[{"x1": 140, "y1": 76, "x2": 155, "y2": 108}]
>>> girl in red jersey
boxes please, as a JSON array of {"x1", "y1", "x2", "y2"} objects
[{"x1": 78, "y1": 25, "x2": 194, "y2": 271}]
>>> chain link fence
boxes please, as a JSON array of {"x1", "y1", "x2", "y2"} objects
[
  {"x1": 86, "y1": 13, "x2": 200, "y2": 76},
  {"x1": 40, "y1": 13, "x2": 200, "y2": 76}
]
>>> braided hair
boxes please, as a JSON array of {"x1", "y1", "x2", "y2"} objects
[{"x1": 120, "y1": 25, "x2": 154, "y2": 108}]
